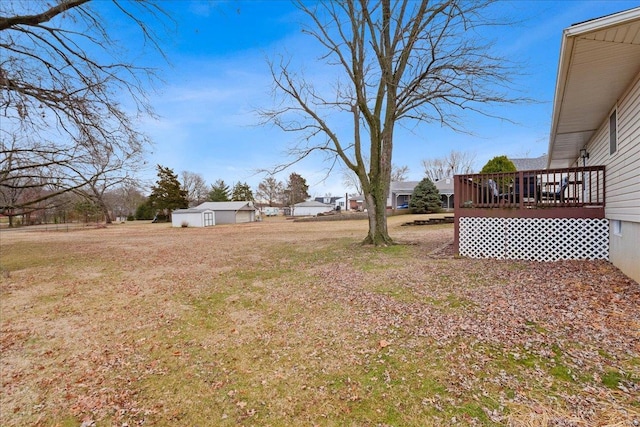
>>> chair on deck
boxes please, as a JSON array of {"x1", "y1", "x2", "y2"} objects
[
  {"x1": 481, "y1": 179, "x2": 500, "y2": 204},
  {"x1": 500, "y1": 174, "x2": 539, "y2": 203},
  {"x1": 540, "y1": 176, "x2": 569, "y2": 202}
]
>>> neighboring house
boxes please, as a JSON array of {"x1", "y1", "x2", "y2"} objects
[
  {"x1": 292, "y1": 200, "x2": 333, "y2": 217},
  {"x1": 349, "y1": 194, "x2": 365, "y2": 211},
  {"x1": 171, "y1": 208, "x2": 215, "y2": 228},
  {"x1": 434, "y1": 178, "x2": 454, "y2": 210},
  {"x1": 314, "y1": 196, "x2": 347, "y2": 211},
  {"x1": 388, "y1": 181, "x2": 419, "y2": 209},
  {"x1": 509, "y1": 154, "x2": 548, "y2": 171},
  {"x1": 547, "y1": 7, "x2": 640, "y2": 283},
  {"x1": 389, "y1": 180, "x2": 453, "y2": 210},
  {"x1": 195, "y1": 201, "x2": 256, "y2": 224}
]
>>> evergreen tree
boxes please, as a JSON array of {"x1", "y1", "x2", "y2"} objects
[
  {"x1": 135, "y1": 199, "x2": 155, "y2": 220},
  {"x1": 148, "y1": 165, "x2": 188, "y2": 220},
  {"x1": 208, "y1": 180, "x2": 230, "y2": 202},
  {"x1": 283, "y1": 173, "x2": 310, "y2": 205},
  {"x1": 409, "y1": 178, "x2": 441, "y2": 214},
  {"x1": 231, "y1": 182, "x2": 254, "y2": 201}
]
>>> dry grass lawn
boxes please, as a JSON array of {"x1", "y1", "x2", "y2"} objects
[{"x1": 1, "y1": 215, "x2": 639, "y2": 426}]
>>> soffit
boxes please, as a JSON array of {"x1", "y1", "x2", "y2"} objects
[{"x1": 548, "y1": 9, "x2": 640, "y2": 168}]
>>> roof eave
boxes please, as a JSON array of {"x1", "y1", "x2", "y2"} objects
[
  {"x1": 547, "y1": 7, "x2": 640, "y2": 169},
  {"x1": 547, "y1": 34, "x2": 575, "y2": 169}
]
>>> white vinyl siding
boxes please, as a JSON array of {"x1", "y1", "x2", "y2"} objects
[{"x1": 588, "y1": 72, "x2": 640, "y2": 223}]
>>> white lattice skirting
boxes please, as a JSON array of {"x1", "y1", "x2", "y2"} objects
[{"x1": 459, "y1": 217, "x2": 609, "y2": 261}]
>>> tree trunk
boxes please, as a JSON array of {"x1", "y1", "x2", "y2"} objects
[
  {"x1": 96, "y1": 198, "x2": 112, "y2": 224},
  {"x1": 362, "y1": 184, "x2": 393, "y2": 246}
]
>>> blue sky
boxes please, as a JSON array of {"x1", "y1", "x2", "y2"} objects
[{"x1": 116, "y1": 1, "x2": 639, "y2": 198}]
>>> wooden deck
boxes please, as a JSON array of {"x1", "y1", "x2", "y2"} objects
[{"x1": 453, "y1": 166, "x2": 606, "y2": 255}]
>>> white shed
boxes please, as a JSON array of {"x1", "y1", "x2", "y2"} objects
[
  {"x1": 292, "y1": 200, "x2": 333, "y2": 217},
  {"x1": 194, "y1": 201, "x2": 256, "y2": 224},
  {"x1": 171, "y1": 208, "x2": 215, "y2": 228}
]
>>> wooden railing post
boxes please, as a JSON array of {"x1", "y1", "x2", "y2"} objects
[{"x1": 453, "y1": 176, "x2": 461, "y2": 254}]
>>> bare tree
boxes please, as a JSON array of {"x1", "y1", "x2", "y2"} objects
[
  {"x1": 0, "y1": 1, "x2": 169, "y2": 220},
  {"x1": 343, "y1": 162, "x2": 407, "y2": 195},
  {"x1": 181, "y1": 171, "x2": 209, "y2": 207},
  {"x1": 262, "y1": 0, "x2": 520, "y2": 245},
  {"x1": 390, "y1": 164, "x2": 409, "y2": 182},
  {"x1": 256, "y1": 176, "x2": 284, "y2": 206},
  {"x1": 103, "y1": 182, "x2": 146, "y2": 221},
  {"x1": 422, "y1": 150, "x2": 476, "y2": 181},
  {"x1": 342, "y1": 167, "x2": 363, "y2": 195}
]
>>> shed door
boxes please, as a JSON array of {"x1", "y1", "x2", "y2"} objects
[
  {"x1": 236, "y1": 211, "x2": 251, "y2": 223},
  {"x1": 204, "y1": 212, "x2": 214, "y2": 227}
]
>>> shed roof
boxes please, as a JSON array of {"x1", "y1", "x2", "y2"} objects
[
  {"x1": 196, "y1": 201, "x2": 255, "y2": 211},
  {"x1": 172, "y1": 208, "x2": 213, "y2": 214},
  {"x1": 548, "y1": 7, "x2": 640, "y2": 168}
]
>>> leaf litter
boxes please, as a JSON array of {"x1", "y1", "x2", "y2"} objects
[{"x1": 0, "y1": 218, "x2": 638, "y2": 426}]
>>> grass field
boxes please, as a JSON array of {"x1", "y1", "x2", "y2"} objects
[{"x1": 1, "y1": 216, "x2": 639, "y2": 426}]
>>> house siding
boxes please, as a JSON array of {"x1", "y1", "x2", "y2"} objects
[
  {"x1": 586, "y1": 72, "x2": 640, "y2": 283},
  {"x1": 610, "y1": 221, "x2": 640, "y2": 283},
  {"x1": 293, "y1": 205, "x2": 332, "y2": 216},
  {"x1": 588, "y1": 72, "x2": 640, "y2": 223}
]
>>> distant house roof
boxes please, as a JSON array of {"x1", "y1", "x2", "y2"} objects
[
  {"x1": 314, "y1": 196, "x2": 344, "y2": 204},
  {"x1": 294, "y1": 200, "x2": 333, "y2": 208},
  {"x1": 434, "y1": 178, "x2": 454, "y2": 194},
  {"x1": 509, "y1": 154, "x2": 548, "y2": 171},
  {"x1": 390, "y1": 181, "x2": 419, "y2": 194},
  {"x1": 391, "y1": 179, "x2": 454, "y2": 195},
  {"x1": 196, "y1": 201, "x2": 255, "y2": 211}
]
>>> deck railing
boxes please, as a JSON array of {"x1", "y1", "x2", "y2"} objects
[{"x1": 454, "y1": 166, "x2": 605, "y2": 215}]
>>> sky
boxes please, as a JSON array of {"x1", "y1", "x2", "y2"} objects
[{"x1": 107, "y1": 0, "x2": 640, "y2": 198}]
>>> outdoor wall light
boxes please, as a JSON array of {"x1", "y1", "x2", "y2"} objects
[
  {"x1": 580, "y1": 148, "x2": 590, "y2": 160},
  {"x1": 580, "y1": 148, "x2": 589, "y2": 168}
]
